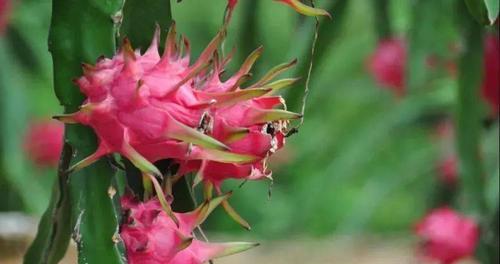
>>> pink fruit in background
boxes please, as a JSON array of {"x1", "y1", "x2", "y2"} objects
[
  {"x1": 0, "y1": 0, "x2": 11, "y2": 34},
  {"x1": 368, "y1": 38, "x2": 406, "y2": 97},
  {"x1": 23, "y1": 120, "x2": 64, "y2": 167},
  {"x1": 415, "y1": 207, "x2": 479, "y2": 264},
  {"x1": 481, "y1": 34, "x2": 499, "y2": 115},
  {"x1": 120, "y1": 195, "x2": 257, "y2": 264},
  {"x1": 437, "y1": 156, "x2": 457, "y2": 186},
  {"x1": 55, "y1": 24, "x2": 300, "y2": 187}
]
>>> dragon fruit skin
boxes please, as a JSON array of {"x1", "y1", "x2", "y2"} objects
[
  {"x1": 368, "y1": 38, "x2": 406, "y2": 97},
  {"x1": 481, "y1": 34, "x2": 499, "y2": 115},
  {"x1": 56, "y1": 24, "x2": 301, "y2": 184},
  {"x1": 415, "y1": 207, "x2": 479, "y2": 264},
  {"x1": 23, "y1": 120, "x2": 64, "y2": 167},
  {"x1": 120, "y1": 195, "x2": 258, "y2": 264}
]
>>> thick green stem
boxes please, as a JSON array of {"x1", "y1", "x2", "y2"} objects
[
  {"x1": 456, "y1": 3, "x2": 494, "y2": 263},
  {"x1": 372, "y1": 0, "x2": 391, "y2": 39},
  {"x1": 120, "y1": 0, "x2": 173, "y2": 51},
  {"x1": 456, "y1": 4, "x2": 485, "y2": 217},
  {"x1": 25, "y1": 0, "x2": 126, "y2": 263}
]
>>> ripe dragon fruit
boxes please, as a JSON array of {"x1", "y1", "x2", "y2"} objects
[
  {"x1": 23, "y1": 120, "x2": 64, "y2": 167},
  {"x1": 120, "y1": 194, "x2": 258, "y2": 264},
  {"x1": 481, "y1": 34, "x2": 499, "y2": 115},
  {"x1": 368, "y1": 38, "x2": 406, "y2": 97},
  {"x1": 55, "y1": 24, "x2": 300, "y2": 226},
  {"x1": 415, "y1": 207, "x2": 479, "y2": 264}
]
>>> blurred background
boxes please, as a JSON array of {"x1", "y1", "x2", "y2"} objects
[{"x1": 0, "y1": 0, "x2": 498, "y2": 263}]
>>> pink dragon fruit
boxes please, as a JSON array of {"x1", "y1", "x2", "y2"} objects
[
  {"x1": 368, "y1": 38, "x2": 406, "y2": 97},
  {"x1": 481, "y1": 34, "x2": 499, "y2": 115},
  {"x1": 55, "y1": 24, "x2": 300, "y2": 226},
  {"x1": 23, "y1": 120, "x2": 64, "y2": 167},
  {"x1": 226, "y1": 0, "x2": 330, "y2": 17},
  {"x1": 415, "y1": 207, "x2": 479, "y2": 264},
  {"x1": 55, "y1": 24, "x2": 300, "y2": 182},
  {"x1": 120, "y1": 194, "x2": 258, "y2": 264}
]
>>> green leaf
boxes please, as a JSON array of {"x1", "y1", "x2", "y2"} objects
[
  {"x1": 25, "y1": 0, "x2": 127, "y2": 263},
  {"x1": 464, "y1": 0, "x2": 490, "y2": 25},
  {"x1": 484, "y1": 0, "x2": 499, "y2": 24}
]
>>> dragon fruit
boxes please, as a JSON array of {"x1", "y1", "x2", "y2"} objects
[
  {"x1": 120, "y1": 194, "x2": 258, "y2": 264},
  {"x1": 55, "y1": 24, "x2": 300, "y2": 225},
  {"x1": 23, "y1": 120, "x2": 64, "y2": 167},
  {"x1": 415, "y1": 207, "x2": 479, "y2": 264},
  {"x1": 481, "y1": 34, "x2": 499, "y2": 115},
  {"x1": 368, "y1": 38, "x2": 406, "y2": 96},
  {"x1": 55, "y1": 24, "x2": 300, "y2": 183}
]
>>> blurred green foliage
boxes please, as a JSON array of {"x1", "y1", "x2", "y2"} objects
[{"x1": 0, "y1": 0, "x2": 498, "y2": 244}]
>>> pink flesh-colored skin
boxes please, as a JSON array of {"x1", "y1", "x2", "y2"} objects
[{"x1": 415, "y1": 207, "x2": 479, "y2": 264}]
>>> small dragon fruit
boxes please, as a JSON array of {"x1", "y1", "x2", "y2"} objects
[
  {"x1": 415, "y1": 207, "x2": 479, "y2": 264},
  {"x1": 23, "y1": 120, "x2": 64, "y2": 167},
  {"x1": 120, "y1": 194, "x2": 258, "y2": 264},
  {"x1": 368, "y1": 38, "x2": 406, "y2": 96},
  {"x1": 481, "y1": 34, "x2": 499, "y2": 115},
  {"x1": 55, "y1": 24, "x2": 300, "y2": 184}
]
